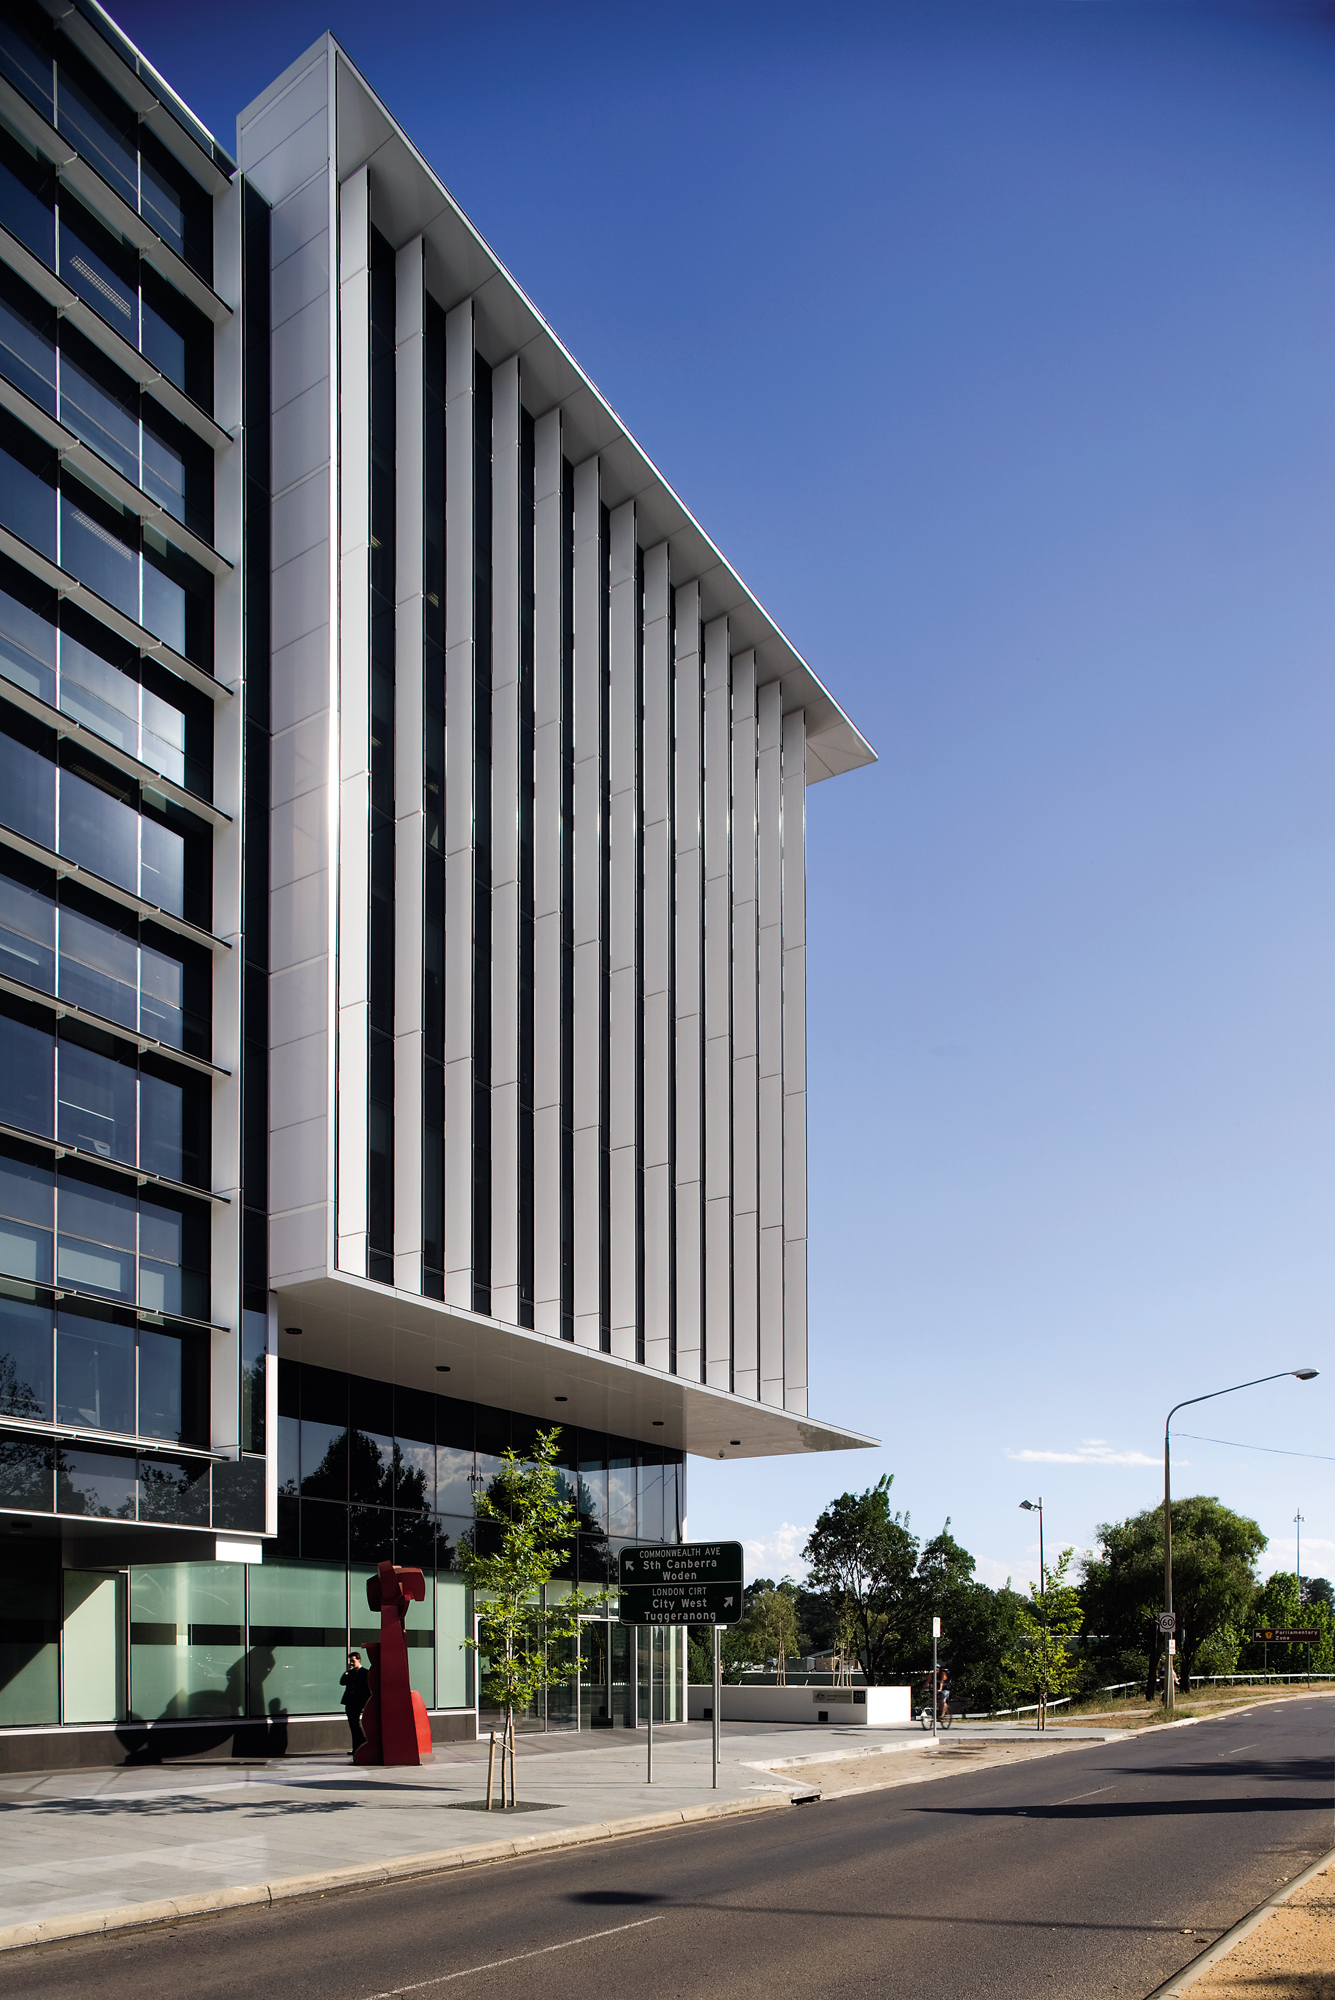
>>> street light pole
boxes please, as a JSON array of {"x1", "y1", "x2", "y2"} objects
[
  {"x1": 1020, "y1": 1498, "x2": 1046, "y2": 1730},
  {"x1": 1163, "y1": 1369, "x2": 1318, "y2": 1715}
]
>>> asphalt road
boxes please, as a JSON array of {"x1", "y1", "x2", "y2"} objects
[{"x1": 8, "y1": 1697, "x2": 1334, "y2": 2000}]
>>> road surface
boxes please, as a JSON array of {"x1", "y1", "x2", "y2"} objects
[{"x1": 7, "y1": 1695, "x2": 1333, "y2": 2000}]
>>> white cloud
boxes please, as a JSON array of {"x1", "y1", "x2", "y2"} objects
[
  {"x1": 1006, "y1": 1438, "x2": 1156, "y2": 1467},
  {"x1": 743, "y1": 1523, "x2": 812, "y2": 1577}
]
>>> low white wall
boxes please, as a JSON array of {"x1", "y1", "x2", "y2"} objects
[{"x1": 687, "y1": 1685, "x2": 911, "y2": 1725}]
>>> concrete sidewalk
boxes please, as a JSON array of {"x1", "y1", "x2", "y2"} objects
[{"x1": 0, "y1": 1717, "x2": 1115, "y2": 1950}]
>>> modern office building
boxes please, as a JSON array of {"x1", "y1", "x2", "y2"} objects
[{"x1": 0, "y1": 0, "x2": 874, "y2": 1767}]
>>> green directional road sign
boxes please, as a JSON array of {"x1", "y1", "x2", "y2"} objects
[{"x1": 618, "y1": 1541, "x2": 745, "y2": 1625}]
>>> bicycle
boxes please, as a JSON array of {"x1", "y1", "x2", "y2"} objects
[{"x1": 917, "y1": 1695, "x2": 953, "y2": 1730}]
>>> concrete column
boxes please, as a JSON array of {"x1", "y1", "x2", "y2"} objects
[
  {"x1": 335, "y1": 164, "x2": 370, "y2": 1276},
  {"x1": 730, "y1": 651, "x2": 759, "y2": 1400},
  {"x1": 443, "y1": 298, "x2": 475, "y2": 1309},
  {"x1": 607, "y1": 499, "x2": 639, "y2": 1360},
  {"x1": 673, "y1": 579, "x2": 703, "y2": 1384},
  {"x1": 489, "y1": 354, "x2": 521, "y2": 1325},
  {"x1": 640, "y1": 541, "x2": 671, "y2": 1372},
  {"x1": 572, "y1": 454, "x2": 603, "y2": 1350},
  {"x1": 782, "y1": 707, "x2": 808, "y2": 1414},
  {"x1": 392, "y1": 234, "x2": 425, "y2": 1294},
  {"x1": 532, "y1": 408, "x2": 563, "y2": 1335},
  {"x1": 756, "y1": 677, "x2": 784, "y2": 1406},
  {"x1": 703, "y1": 614, "x2": 731, "y2": 1391}
]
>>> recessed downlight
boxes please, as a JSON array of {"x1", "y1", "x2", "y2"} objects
[
  {"x1": 730, "y1": 1439, "x2": 740, "y2": 1446},
  {"x1": 435, "y1": 1365, "x2": 451, "y2": 1373},
  {"x1": 554, "y1": 1395, "x2": 568, "y2": 1402},
  {"x1": 652, "y1": 1420, "x2": 664, "y2": 1427},
  {"x1": 284, "y1": 1326, "x2": 302, "y2": 1337}
]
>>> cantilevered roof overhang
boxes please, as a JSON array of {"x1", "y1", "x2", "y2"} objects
[
  {"x1": 275, "y1": 1274, "x2": 877, "y2": 1462},
  {"x1": 300, "y1": 40, "x2": 874, "y2": 787}
]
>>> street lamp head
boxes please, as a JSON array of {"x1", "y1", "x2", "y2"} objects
[
  {"x1": 1020, "y1": 1500, "x2": 1037, "y2": 1512},
  {"x1": 1294, "y1": 1369, "x2": 1319, "y2": 1381}
]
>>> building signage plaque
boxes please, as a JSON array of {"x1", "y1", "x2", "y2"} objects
[{"x1": 618, "y1": 1541, "x2": 745, "y2": 1626}]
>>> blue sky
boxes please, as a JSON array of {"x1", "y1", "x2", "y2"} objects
[{"x1": 118, "y1": 0, "x2": 1335, "y2": 1591}]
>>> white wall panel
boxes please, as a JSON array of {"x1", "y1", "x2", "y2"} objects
[
  {"x1": 532, "y1": 408, "x2": 563, "y2": 1334},
  {"x1": 641, "y1": 542, "x2": 671, "y2": 1372},
  {"x1": 730, "y1": 651, "x2": 759, "y2": 1400},
  {"x1": 443, "y1": 298, "x2": 475, "y2": 1308},
  {"x1": 782, "y1": 708, "x2": 808, "y2": 1413},
  {"x1": 703, "y1": 614, "x2": 731, "y2": 1390},
  {"x1": 335, "y1": 165, "x2": 370, "y2": 1275},
  {"x1": 490, "y1": 354, "x2": 521, "y2": 1325},
  {"x1": 607, "y1": 500, "x2": 638, "y2": 1358},
  {"x1": 393, "y1": 235, "x2": 425, "y2": 1293},
  {"x1": 572, "y1": 454, "x2": 602, "y2": 1349},
  {"x1": 756, "y1": 678, "x2": 784, "y2": 1405},
  {"x1": 673, "y1": 580, "x2": 703, "y2": 1384}
]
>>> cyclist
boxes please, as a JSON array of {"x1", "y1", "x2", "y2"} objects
[{"x1": 937, "y1": 1666, "x2": 951, "y2": 1723}]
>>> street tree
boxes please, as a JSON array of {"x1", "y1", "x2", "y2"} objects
[
  {"x1": 735, "y1": 1583, "x2": 808, "y2": 1680},
  {"x1": 454, "y1": 1426, "x2": 612, "y2": 1802},
  {"x1": 1000, "y1": 1547, "x2": 1083, "y2": 1722},
  {"x1": 803, "y1": 1476, "x2": 919, "y2": 1684},
  {"x1": 1242, "y1": 1571, "x2": 1334, "y2": 1675},
  {"x1": 1081, "y1": 1497, "x2": 1265, "y2": 1697}
]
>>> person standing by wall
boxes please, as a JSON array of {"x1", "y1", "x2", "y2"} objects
[{"x1": 340, "y1": 1651, "x2": 371, "y2": 1753}]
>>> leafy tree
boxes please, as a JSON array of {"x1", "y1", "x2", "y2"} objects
[
  {"x1": 734, "y1": 1583, "x2": 808, "y2": 1677},
  {"x1": 803, "y1": 1476, "x2": 919, "y2": 1683},
  {"x1": 454, "y1": 1426, "x2": 611, "y2": 1799},
  {"x1": 1081, "y1": 1497, "x2": 1266, "y2": 1696},
  {"x1": 1000, "y1": 1548, "x2": 1083, "y2": 1720},
  {"x1": 1239, "y1": 1571, "x2": 1334, "y2": 1675}
]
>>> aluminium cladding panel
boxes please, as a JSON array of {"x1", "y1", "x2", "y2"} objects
[
  {"x1": 781, "y1": 707, "x2": 808, "y2": 1414},
  {"x1": 238, "y1": 41, "x2": 338, "y2": 1290},
  {"x1": 673, "y1": 579, "x2": 704, "y2": 1384},
  {"x1": 756, "y1": 678, "x2": 785, "y2": 1407},
  {"x1": 393, "y1": 235, "x2": 426, "y2": 1294},
  {"x1": 640, "y1": 541, "x2": 672, "y2": 1373},
  {"x1": 443, "y1": 298, "x2": 477, "y2": 1310},
  {"x1": 571, "y1": 454, "x2": 603, "y2": 1351},
  {"x1": 335, "y1": 165, "x2": 372, "y2": 1278},
  {"x1": 211, "y1": 170, "x2": 245, "y2": 1448},
  {"x1": 532, "y1": 409, "x2": 564, "y2": 1336},
  {"x1": 607, "y1": 498, "x2": 639, "y2": 1360},
  {"x1": 702, "y1": 614, "x2": 731, "y2": 1393},
  {"x1": 490, "y1": 354, "x2": 523, "y2": 1325},
  {"x1": 730, "y1": 651, "x2": 760, "y2": 1402}
]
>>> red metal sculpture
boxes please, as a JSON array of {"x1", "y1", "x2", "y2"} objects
[{"x1": 353, "y1": 1560, "x2": 427, "y2": 1766}]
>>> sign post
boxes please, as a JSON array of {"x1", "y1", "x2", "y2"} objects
[
  {"x1": 619, "y1": 1543, "x2": 744, "y2": 1791},
  {"x1": 931, "y1": 1616, "x2": 941, "y2": 1737},
  {"x1": 712, "y1": 1626, "x2": 721, "y2": 1789}
]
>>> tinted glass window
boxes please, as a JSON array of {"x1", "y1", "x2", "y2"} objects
[
  {"x1": 55, "y1": 60, "x2": 138, "y2": 209},
  {"x1": 0, "y1": 264, "x2": 55, "y2": 412},
  {"x1": 58, "y1": 194, "x2": 137, "y2": 337},
  {"x1": 56, "y1": 1312, "x2": 134, "y2": 1433},
  {"x1": 58, "y1": 333, "x2": 139, "y2": 483},
  {"x1": 0, "y1": 568, "x2": 56, "y2": 706},
  {"x1": 0, "y1": 1294, "x2": 50, "y2": 1418},
  {"x1": 0, "y1": 1000, "x2": 52, "y2": 1135},
  {"x1": 0, "y1": 863, "x2": 54, "y2": 993},
  {"x1": 0, "y1": 122, "x2": 54, "y2": 264},
  {"x1": 0, "y1": 410, "x2": 56, "y2": 559}
]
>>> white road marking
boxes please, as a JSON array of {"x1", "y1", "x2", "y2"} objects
[
  {"x1": 1221, "y1": 1743, "x2": 1260, "y2": 1756},
  {"x1": 365, "y1": 1916, "x2": 667, "y2": 1997},
  {"x1": 1054, "y1": 1786, "x2": 1114, "y2": 1804}
]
